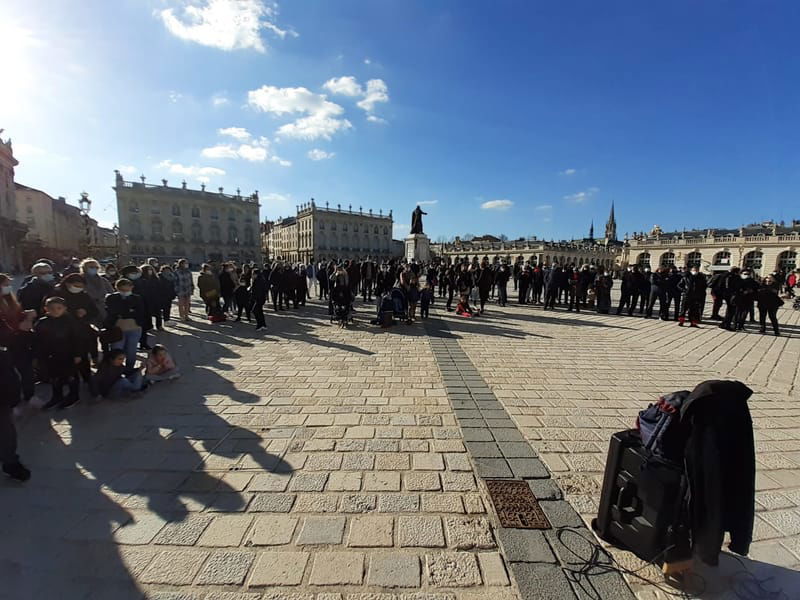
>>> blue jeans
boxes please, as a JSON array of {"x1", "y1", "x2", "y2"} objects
[
  {"x1": 111, "y1": 328, "x2": 141, "y2": 371},
  {"x1": 109, "y1": 371, "x2": 143, "y2": 397}
]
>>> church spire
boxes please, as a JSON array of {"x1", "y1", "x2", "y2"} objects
[
  {"x1": 604, "y1": 202, "x2": 617, "y2": 242},
  {"x1": 588, "y1": 220, "x2": 594, "y2": 242}
]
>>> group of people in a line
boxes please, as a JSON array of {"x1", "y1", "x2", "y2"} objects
[{"x1": 0, "y1": 257, "x2": 183, "y2": 481}]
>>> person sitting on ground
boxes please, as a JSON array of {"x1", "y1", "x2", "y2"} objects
[
  {"x1": 93, "y1": 349, "x2": 147, "y2": 399},
  {"x1": 456, "y1": 293, "x2": 475, "y2": 317},
  {"x1": 145, "y1": 344, "x2": 180, "y2": 383}
]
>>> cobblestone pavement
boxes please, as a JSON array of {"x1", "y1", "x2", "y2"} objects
[{"x1": 2, "y1": 291, "x2": 798, "y2": 599}]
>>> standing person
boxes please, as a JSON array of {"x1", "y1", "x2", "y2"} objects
[
  {"x1": 317, "y1": 261, "x2": 329, "y2": 300},
  {"x1": 54, "y1": 274, "x2": 99, "y2": 384},
  {"x1": 543, "y1": 265, "x2": 564, "y2": 310},
  {"x1": 102, "y1": 263, "x2": 119, "y2": 285},
  {"x1": 566, "y1": 266, "x2": 580, "y2": 312},
  {"x1": 305, "y1": 262, "x2": 316, "y2": 299},
  {"x1": 518, "y1": 265, "x2": 531, "y2": 304},
  {"x1": 17, "y1": 262, "x2": 56, "y2": 317},
  {"x1": 0, "y1": 275, "x2": 37, "y2": 411},
  {"x1": 34, "y1": 297, "x2": 82, "y2": 410},
  {"x1": 733, "y1": 269, "x2": 759, "y2": 331},
  {"x1": 708, "y1": 270, "x2": 726, "y2": 320},
  {"x1": 438, "y1": 263, "x2": 448, "y2": 298},
  {"x1": 646, "y1": 267, "x2": 668, "y2": 319},
  {"x1": 757, "y1": 275, "x2": 783, "y2": 336},
  {"x1": 665, "y1": 267, "x2": 683, "y2": 322},
  {"x1": 136, "y1": 265, "x2": 160, "y2": 349},
  {"x1": 407, "y1": 276, "x2": 420, "y2": 323},
  {"x1": 249, "y1": 268, "x2": 268, "y2": 331},
  {"x1": 156, "y1": 266, "x2": 178, "y2": 328},
  {"x1": 81, "y1": 259, "x2": 113, "y2": 329},
  {"x1": 234, "y1": 270, "x2": 252, "y2": 322},
  {"x1": 638, "y1": 267, "x2": 652, "y2": 314},
  {"x1": 616, "y1": 266, "x2": 636, "y2": 315},
  {"x1": 104, "y1": 279, "x2": 145, "y2": 373},
  {"x1": 443, "y1": 264, "x2": 457, "y2": 312},
  {"x1": 531, "y1": 263, "x2": 544, "y2": 304},
  {"x1": 495, "y1": 262, "x2": 510, "y2": 307},
  {"x1": 677, "y1": 267, "x2": 708, "y2": 327},
  {"x1": 786, "y1": 270, "x2": 797, "y2": 298},
  {"x1": 63, "y1": 258, "x2": 81, "y2": 276},
  {"x1": 475, "y1": 259, "x2": 493, "y2": 314},
  {"x1": 219, "y1": 262, "x2": 239, "y2": 315},
  {"x1": 174, "y1": 259, "x2": 194, "y2": 321},
  {"x1": 594, "y1": 268, "x2": 613, "y2": 314},
  {"x1": 268, "y1": 263, "x2": 285, "y2": 312},
  {"x1": 719, "y1": 267, "x2": 742, "y2": 330},
  {"x1": 197, "y1": 264, "x2": 221, "y2": 315},
  {"x1": 361, "y1": 259, "x2": 375, "y2": 302},
  {"x1": 0, "y1": 346, "x2": 30, "y2": 480},
  {"x1": 420, "y1": 282, "x2": 434, "y2": 319}
]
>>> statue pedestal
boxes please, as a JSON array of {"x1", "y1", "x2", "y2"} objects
[{"x1": 405, "y1": 233, "x2": 431, "y2": 262}]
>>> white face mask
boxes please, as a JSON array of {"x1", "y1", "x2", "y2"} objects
[
  {"x1": 128, "y1": 273, "x2": 141, "y2": 280},
  {"x1": 67, "y1": 285, "x2": 84, "y2": 294},
  {"x1": 741, "y1": 274, "x2": 750, "y2": 280},
  {"x1": 119, "y1": 290, "x2": 132, "y2": 297},
  {"x1": 690, "y1": 271, "x2": 698, "y2": 276}
]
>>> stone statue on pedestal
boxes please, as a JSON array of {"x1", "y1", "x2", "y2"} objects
[{"x1": 411, "y1": 206, "x2": 427, "y2": 234}]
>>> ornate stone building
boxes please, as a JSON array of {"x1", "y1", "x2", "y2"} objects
[
  {"x1": 0, "y1": 136, "x2": 27, "y2": 270},
  {"x1": 114, "y1": 171, "x2": 260, "y2": 266},
  {"x1": 263, "y1": 200, "x2": 395, "y2": 263},
  {"x1": 623, "y1": 221, "x2": 800, "y2": 275}
]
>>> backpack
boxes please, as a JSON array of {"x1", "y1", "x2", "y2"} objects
[{"x1": 636, "y1": 391, "x2": 690, "y2": 462}]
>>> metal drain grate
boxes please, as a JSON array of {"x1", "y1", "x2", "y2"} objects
[{"x1": 485, "y1": 479, "x2": 552, "y2": 529}]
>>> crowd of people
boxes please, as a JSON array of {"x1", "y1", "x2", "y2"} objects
[{"x1": 1, "y1": 253, "x2": 796, "y2": 482}]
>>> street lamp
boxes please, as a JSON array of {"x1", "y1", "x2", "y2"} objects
[{"x1": 79, "y1": 191, "x2": 92, "y2": 256}]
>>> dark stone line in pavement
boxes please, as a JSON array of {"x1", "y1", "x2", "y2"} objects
[{"x1": 423, "y1": 316, "x2": 635, "y2": 600}]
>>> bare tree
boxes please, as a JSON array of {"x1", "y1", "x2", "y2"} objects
[{"x1": 462, "y1": 233, "x2": 475, "y2": 241}]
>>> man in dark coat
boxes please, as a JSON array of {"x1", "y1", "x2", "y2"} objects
[
  {"x1": 616, "y1": 267, "x2": 638, "y2": 315},
  {"x1": 474, "y1": 259, "x2": 494, "y2": 314},
  {"x1": 494, "y1": 263, "x2": 510, "y2": 307},
  {"x1": 708, "y1": 270, "x2": 726, "y2": 320},
  {"x1": 543, "y1": 265, "x2": 565, "y2": 310},
  {"x1": 733, "y1": 269, "x2": 759, "y2": 331},
  {"x1": 576, "y1": 265, "x2": 593, "y2": 308},
  {"x1": 677, "y1": 267, "x2": 707, "y2": 327},
  {"x1": 517, "y1": 265, "x2": 531, "y2": 304},
  {"x1": 646, "y1": 267, "x2": 668, "y2": 319},
  {"x1": 718, "y1": 266, "x2": 741, "y2": 330},
  {"x1": 249, "y1": 269, "x2": 268, "y2": 331},
  {"x1": 665, "y1": 267, "x2": 683, "y2": 322},
  {"x1": 18, "y1": 262, "x2": 56, "y2": 317}
]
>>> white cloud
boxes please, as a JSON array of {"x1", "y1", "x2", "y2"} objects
[
  {"x1": 157, "y1": 159, "x2": 226, "y2": 179},
  {"x1": 357, "y1": 79, "x2": 389, "y2": 112},
  {"x1": 158, "y1": 0, "x2": 296, "y2": 53},
  {"x1": 118, "y1": 165, "x2": 138, "y2": 175},
  {"x1": 364, "y1": 58, "x2": 372, "y2": 65},
  {"x1": 201, "y1": 134, "x2": 290, "y2": 166},
  {"x1": 563, "y1": 187, "x2": 599, "y2": 203},
  {"x1": 218, "y1": 126, "x2": 251, "y2": 140},
  {"x1": 197, "y1": 176, "x2": 211, "y2": 184},
  {"x1": 307, "y1": 148, "x2": 335, "y2": 161},
  {"x1": 168, "y1": 91, "x2": 183, "y2": 103},
  {"x1": 323, "y1": 75, "x2": 390, "y2": 119},
  {"x1": 559, "y1": 168, "x2": 577, "y2": 176},
  {"x1": 366, "y1": 115, "x2": 387, "y2": 124},
  {"x1": 418, "y1": 200, "x2": 438, "y2": 206},
  {"x1": 248, "y1": 84, "x2": 352, "y2": 141},
  {"x1": 323, "y1": 76, "x2": 362, "y2": 97},
  {"x1": 481, "y1": 199, "x2": 513, "y2": 211},
  {"x1": 211, "y1": 93, "x2": 229, "y2": 107},
  {"x1": 535, "y1": 204, "x2": 552, "y2": 211}
]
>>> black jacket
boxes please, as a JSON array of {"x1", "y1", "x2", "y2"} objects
[
  {"x1": 680, "y1": 380, "x2": 754, "y2": 566},
  {"x1": 677, "y1": 272, "x2": 707, "y2": 300},
  {"x1": 104, "y1": 292, "x2": 146, "y2": 329},
  {"x1": 756, "y1": 285, "x2": 784, "y2": 311},
  {"x1": 17, "y1": 278, "x2": 55, "y2": 316}
]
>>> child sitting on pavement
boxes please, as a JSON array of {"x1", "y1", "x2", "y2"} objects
[
  {"x1": 93, "y1": 349, "x2": 147, "y2": 399},
  {"x1": 145, "y1": 344, "x2": 180, "y2": 383},
  {"x1": 456, "y1": 293, "x2": 475, "y2": 317}
]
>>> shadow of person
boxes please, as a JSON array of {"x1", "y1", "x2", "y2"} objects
[{"x1": 3, "y1": 421, "x2": 143, "y2": 599}]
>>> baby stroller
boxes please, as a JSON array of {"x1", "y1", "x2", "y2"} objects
[
  {"x1": 390, "y1": 287, "x2": 408, "y2": 321},
  {"x1": 375, "y1": 293, "x2": 395, "y2": 327},
  {"x1": 330, "y1": 285, "x2": 353, "y2": 327},
  {"x1": 793, "y1": 296, "x2": 800, "y2": 311}
]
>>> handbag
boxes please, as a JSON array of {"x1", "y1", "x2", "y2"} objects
[{"x1": 99, "y1": 327, "x2": 123, "y2": 346}]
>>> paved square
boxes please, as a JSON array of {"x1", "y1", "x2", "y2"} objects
[{"x1": 4, "y1": 293, "x2": 798, "y2": 599}]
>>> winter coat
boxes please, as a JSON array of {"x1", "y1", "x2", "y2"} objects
[
  {"x1": 219, "y1": 270, "x2": 239, "y2": 297},
  {"x1": 104, "y1": 292, "x2": 146, "y2": 330},
  {"x1": 157, "y1": 274, "x2": 178, "y2": 306},
  {"x1": 756, "y1": 285, "x2": 784, "y2": 311},
  {"x1": 197, "y1": 272, "x2": 221, "y2": 302},
  {"x1": 17, "y1": 278, "x2": 55, "y2": 316},
  {"x1": 677, "y1": 272, "x2": 707, "y2": 300},
  {"x1": 82, "y1": 274, "x2": 113, "y2": 325},
  {"x1": 174, "y1": 268, "x2": 194, "y2": 297}
]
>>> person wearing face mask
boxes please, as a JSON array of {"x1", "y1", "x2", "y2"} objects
[
  {"x1": 102, "y1": 263, "x2": 119, "y2": 285},
  {"x1": 17, "y1": 262, "x2": 56, "y2": 317},
  {"x1": 757, "y1": 275, "x2": 783, "y2": 336},
  {"x1": 677, "y1": 266, "x2": 708, "y2": 327},
  {"x1": 174, "y1": 259, "x2": 194, "y2": 322},
  {"x1": 134, "y1": 265, "x2": 160, "y2": 349},
  {"x1": 733, "y1": 269, "x2": 760, "y2": 331},
  {"x1": 80, "y1": 259, "x2": 113, "y2": 327},
  {"x1": 719, "y1": 266, "x2": 742, "y2": 330},
  {"x1": 63, "y1": 258, "x2": 81, "y2": 276},
  {"x1": 219, "y1": 262, "x2": 239, "y2": 316},
  {"x1": 104, "y1": 279, "x2": 145, "y2": 372},
  {"x1": 156, "y1": 266, "x2": 178, "y2": 327},
  {"x1": 0, "y1": 274, "x2": 38, "y2": 412},
  {"x1": 54, "y1": 274, "x2": 99, "y2": 383},
  {"x1": 198, "y1": 263, "x2": 222, "y2": 315}
]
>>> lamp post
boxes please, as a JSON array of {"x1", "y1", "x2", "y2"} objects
[
  {"x1": 112, "y1": 224, "x2": 120, "y2": 263},
  {"x1": 78, "y1": 191, "x2": 92, "y2": 256}
]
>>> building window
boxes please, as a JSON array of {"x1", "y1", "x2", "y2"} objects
[
  {"x1": 210, "y1": 224, "x2": 221, "y2": 243},
  {"x1": 331, "y1": 222, "x2": 336, "y2": 231},
  {"x1": 636, "y1": 252, "x2": 651, "y2": 267},
  {"x1": 383, "y1": 226, "x2": 388, "y2": 235},
  {"x1": 659, "y1": 252, "x2": 675, "y2": 267},
  {"x1": 172, "y1": 204, "x2": 181, "y2": 216},
  {"x1": 130, "y1": 200, "x2": 140, "y2": 213},
  {"x1": 319, "y1": 221, "x2": 325, "y2": 230},
  {"x1": 743, "y1": 250, "x2": 763, "y2": 273},
  {"x1": 228, "y1": 226, "x2": 239, "y2": 245},
  {"x1": 210, "y1": 208, "x2": 219, "y2": 220},
  {"x1": 713, "y1": 251, "x2": 731, "y2": 266},
  {"x1": 151, "y1": 203, "x2": 160, "y2": 214},
  {"x1": 172, "y1": 219, "x2": 183, "y2": 238},
  {"x1": 354, "y1": 224, "x2": 359, "y2": 233},
  {"x1": 152, "y1": 219, "x2": 163, "y2": 239},
  {"x1": 778, "y1": 250, "x2": 797, "y2": 271},
  {"x1": 343, "y1": 223, "x2": 348, "y2": 231},
  {"x1": 192, "y1": 206, "x2": 200, "y2": 218},
  {"x1": 229, "y1": 208, "x2": 236, "y2": 221},
  {"x1": 686, "y1": 251, "x2": 702, "y2": 268},
  {"x1": 191, "y1": 222, "x2": 202, "y2": 242},
  {"x1": 244, "y1": 228, "x2": 254, "y2": 246}
]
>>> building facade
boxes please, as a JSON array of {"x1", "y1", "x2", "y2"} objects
[
  {"x1": 114, "y1": 171, "x2": 260, "y2": 266},
  {"x1": 623, "y1": 221, "x2": 800, "y2": 275},
  {"x1": 0, "y1": 137, "x2": 27, "y2": 270},
  {"x1": 263, "y1": 200, "x2": 395, "y2": 263}
]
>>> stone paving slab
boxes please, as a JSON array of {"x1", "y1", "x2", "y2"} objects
[{"x1": 3, "y1": 291, "x2": 798, "y2": 599}]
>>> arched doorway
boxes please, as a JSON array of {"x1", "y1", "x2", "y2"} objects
[
  {"x1": 713, "y1": 251, "x2": 731, "y2": 267},
  {"x1": 686, "y1": 251, "x2": 702, "y2": 268},
  {"x1": 743, "y1": 250, "x2": 763, "y2": 274},
  {"x1": 777, "y1": 250, "x2": 797, "y2": 272},
  {"x1": 636, "y1": 252, "x2": 651, "y2": 268},
  {"x1": 660, "y1": 252, "x2": 675, "y2": 267}
]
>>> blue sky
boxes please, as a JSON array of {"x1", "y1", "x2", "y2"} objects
[{"x1": 2, "y1": 1, "x2": 799, "y2": 241}]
